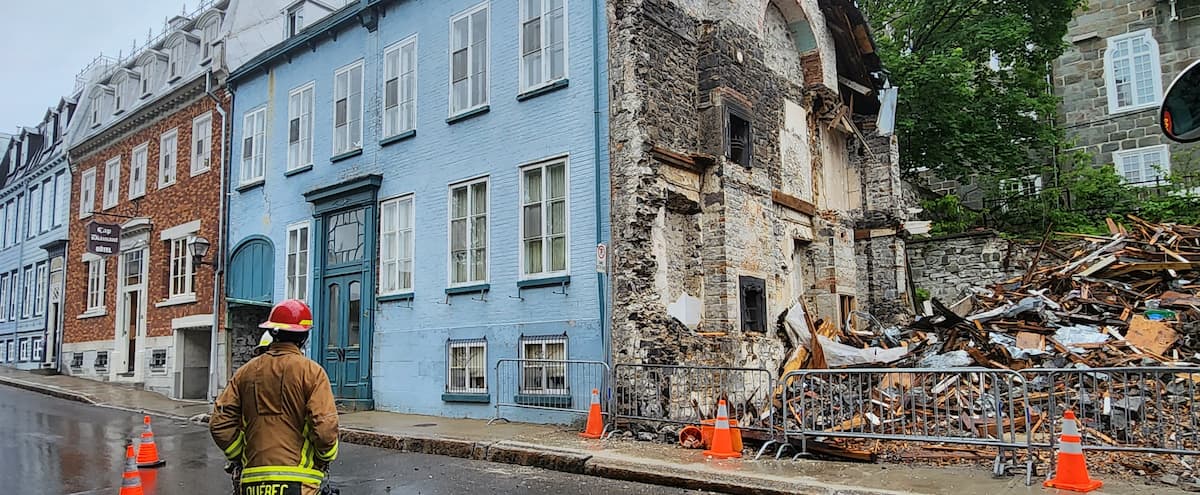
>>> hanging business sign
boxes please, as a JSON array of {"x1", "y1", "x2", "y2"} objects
[{"x1": 86, "y1": 222, "x2": 121, "y2": 256}]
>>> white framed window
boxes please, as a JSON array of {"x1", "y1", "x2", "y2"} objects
[
  {"x1": 449, "y1": 3, "x2": 489, "y2": 115},
  {"x1": 19, "y1": 339, "x2": 30, "y2": 362},
  {"x1": 7, "y1": 271, "x2": 16, "y2": 320},
  {"x1": 383, "y1": 37, "x2": 417, "y2": 138},
  {"x1": 54, "y1": 172, "x2": 68, "y2": 227},
  {"x1": 79, "y1": 168, "x2": 96, "y2": 218},
  {"x1": 102, "y1": 156, "x2": 120, "y2": 209},
  {"x1": 141, "y1": 60, "x2": 157, "y2": 97},
  {"x1": 449, "y1": 178, "x2": 488, "y2": 286},
  {"x1": 241, "y1": 108, "x2": 266, "y2": 184},
  {"x1": 0, "y1": 274, "x2": 8, "y2": 322},
  {"x1": 520, "y1": 0, "x2": 567, "y2": 92},
  {"x1": 286, "y1": 222, "x2": 310, "y2": 301},
  {"x1": 520, "y1": 159, "x2": 568, "y2": 278},
  {"x1": 14, "y1": 193, "x2": 23, "y2": 245},
  {"x1": 169, "y1": 236, "x2": 194, "y2": 298},
  {"x1": 21, "y1": 266, "x2": 32, "y2": 319},
  {"x1": 447, "y1": 339, "x2": 487, "y2": 394},
  {"x1": 288, "y1": 83, "x2": 315, "y2": 171},
  {"x1": 519, "y1": 335, "x2": 567, "y2": 394},
  {"x1": 287, "y1": 4, "x2": 305, "y2": 37},
  {"x1": 1115, "y1": 145, "x2": 1171, "y2": 186},
  {"x1": 40, "y1": 176, "x2": 54, "y2": 233},
  {"x1": 333, "y1": 61, "x2": 364, "y2": 155},
  {"x1": 26, "y1": 185, "x2": 40, "y2": 240},
  {"x1": 113, "y1": 81, "x2": 125, "y2": 114},
  {"x1": 160, "y1": 129, "x2": 179, "y2": 187},
  {"x1": 5, "y1": 198, "x2": 16, "y2": 247},
  {"x1": 1000, "y1": 174, "x2": 1043, "y2": 197},
  {"x1": 89, "y1": 95, "x2": 102, "y2": 127},
  {"x1": 32, "y1": 337, "x2": 44, "y2": 362},
  {"x1": 169, "y1": 42, "x2": 187, "y2": 81},
  {"x1": 379, "y1": 195, "x2": 414, "y2": 295},
  {"x1": 130, "y1": 142, "x2": 149, "y2": 199},
  {"x1": 0, "y1": 203, "x2": 6, "y2": 247},
  {"x1": 201, "y1": 19, "x2": 220, "y2": 61},
  {"x1": 34, "y1": 262, "x2": 46, "y2": 317},
  {"x1": 86, "y1": 257, "x2": 105, "y2": 312},
  {"x1": 1105, "y1": 29, "x2": 1163, "y2": 114},
  {"x1": 191, "y1": 112, "x2": 213, "y2": 175}
]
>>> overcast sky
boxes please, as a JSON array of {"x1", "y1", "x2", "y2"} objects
[{"x1": 0, "y1": 1, "x2": 184, "y2": 131}]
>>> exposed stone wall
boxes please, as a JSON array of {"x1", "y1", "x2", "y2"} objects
[
  {"x1": 1054, "y1": 0, "x2": 1200, "y2": 168},
  {"x1": 608, "y1": 0, "x2": 910, "y2": 373},
  {"x1": 906, "y1": 231, "x2": 1046, "y2": 305}
]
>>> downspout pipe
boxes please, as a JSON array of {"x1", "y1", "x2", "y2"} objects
[
  {"x1": 204, "y1": 69, "x2": 229, "y2": 402},
  {"x1": 591, "y1": 0, "x2": 609, "y2": 366}
]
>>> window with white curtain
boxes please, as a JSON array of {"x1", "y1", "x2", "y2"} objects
[
  {"x1": 383, "y1": 37, "x2": 417, "y2": 138},
  {"x1": 288, "y1": 84, "x2": 314, "y2": 171},
  {"x1": 520, "y1": 159, "x2": 568, "y2": 277},
  {"x1": 449, "y1": 3, "x2": 488, "y2": 115},
  {"x1": 447, "y1": 340, "x2": 487, "y2": 394},
  {"x1": 286, "y1": 222, "x2": 310, "y2": 301},
  {"x1": 86, "y1": 258, "x2": 105, "y2": 312},
  {"x1": 192, "y1": 112, "x2": 213, "y2": 175},
  {"x1": 449, "y1": 178, "x2": 488, "y2": 286},
  {"x1": 333, "y1": 62, "x2": 364, "y2": 155},
  {"x1": 520, "y1": 0, "x2": 566, "y2": 92},
  {"x1": 379, "y1": 195, "x2": 414, "y2": 294},
  {"x1": 519, "y1": 336, "x2": 567, "y2": 394},
  {"x1": 240, "y1": 108, "x2": 266, "y2": 184}
]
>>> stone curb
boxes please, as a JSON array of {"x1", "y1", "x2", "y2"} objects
[
  {"x1": 0, "y1": 375, "x2": 98, "y2": 405},
  {"x1": 339, "y1": 427, "x2": 905, "y2": 495}
]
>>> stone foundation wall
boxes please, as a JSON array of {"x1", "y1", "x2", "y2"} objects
[{"x1": 906, "y1": 231, "x2": 1046, "y2": 305}]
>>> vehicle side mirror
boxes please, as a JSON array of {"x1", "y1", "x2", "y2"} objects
[{"x1": 1162, "y1": 59, "x2": 1200, "y2": 143}]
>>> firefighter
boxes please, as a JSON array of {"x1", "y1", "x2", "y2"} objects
[{"x1": 210, "y1": 299, "x2": 339, "y2": 495}]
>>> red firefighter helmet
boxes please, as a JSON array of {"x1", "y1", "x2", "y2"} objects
[{"x1": 260, "y1": 299, "x2": 314, "y2": 332}]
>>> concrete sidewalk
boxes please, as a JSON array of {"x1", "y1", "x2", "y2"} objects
[{"x1": 0, "y1": 367, "x2": 1182, "y2": 495}]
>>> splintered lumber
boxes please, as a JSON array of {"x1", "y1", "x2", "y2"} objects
[{"x1": 802, "y1": 440, "x2": 877, "y2": 463}]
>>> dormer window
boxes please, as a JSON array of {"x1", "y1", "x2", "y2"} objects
[
  {"x1": 169, "y1": 42, "x2": 186, "y2": 80},
  {"x1": 200, "y1": 15, "x2": 221, "y2": 63},
  {"x1": 287, "y1": 5, "x2": 305, "y2": 37},
  {"x1": 141, "y1": 62, "x2": 157, "y2": 96},
  {"x1": 89, "y1": 94, "x2": 104, "y2": 127}
]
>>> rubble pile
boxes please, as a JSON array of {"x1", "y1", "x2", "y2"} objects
[{"x1": 773, "y1": 217, "x2": 1200, "y2": 474}]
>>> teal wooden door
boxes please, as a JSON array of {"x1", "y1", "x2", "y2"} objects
[{"x1": 320, "y1": 273, "x2": 365, "y2": 399}]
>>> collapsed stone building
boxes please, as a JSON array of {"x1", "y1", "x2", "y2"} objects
[{"x1": 607, "y1": 0, "x2": 912, "y2": 377}]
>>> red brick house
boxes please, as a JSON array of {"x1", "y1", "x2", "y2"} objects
[{"x1": 63, "y1": 6, "x2": 229, "y2": 400}]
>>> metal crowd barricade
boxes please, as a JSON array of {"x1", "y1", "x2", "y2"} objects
[
  {"x1": 1021, "y1": 367, "x2": 1200, "y2": 457},
  {"x1": 612, "y1": 364, "x2": 776, "y2": 436},
  {"x1": 491, "y1": 359, "x2": 612, "y2": 426},
  {"x1": 781, "y1": 368, "x2": 1033, "y2": 480}
]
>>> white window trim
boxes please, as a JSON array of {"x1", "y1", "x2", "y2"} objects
[
  {"x1": 447, "y1": 340, "x2": 488, "y2": 394},
  {"x1": 0, "y1": 274, "x2": 8, "y2": 323},
  {"x1": 34, "y1": 262, "x2": 47, "y2": 317},
  {"x1": 241, "y1": 108, "x2": 267, "y2": 185},
  {"x1": 102, "y1": 157, "x2": 121, "y2": 210},
  {"x1": 383, "y1": 35, "x2": 418, "y2": 139},
  {"x1": 448, "y1": 2, "x2": 490, "y2": 117},
  {"x1": 285, "y1": 221, "x2": 312, "y2": 301},
  {"x1": 286, "y1": 4, "x2": 305, "y2": 37},
  {"x1": 82, "y1": 253, "x2": 106, "y2": 316},
  {"x1": 999, "y1": 174, "x2": 1044, "y2": 197},
  {"x1": 1115, "y1": 145, "x2": 1172, "y2": 187},
  {"x1": 518, "y1": 336, "x2": 569, "y2": 395},
  {"x1": 1104, "y1": 29, "x2": 1164, "y2": 115},
  {"x1": 161, "y1": 220, "x2": 200, "y2": 303},
  {"x1": 159, "y1": 129, "x2": 179, "y2": 188},
  {"x1": 79, "y1": 167, "x2": 97, "y2": 218},
  {"x1": 447, "y1": 176, "x2": 490, "y2": 288},
  {"x1": 518, "y1": 156, "x2": 571, "y2": 280},
  {"x1": 518, "y1": 0, "x2": 569, "y2": 93},
  {"x1": 332, "y1": 60, "x2": 366, "y2": 156},
  {"x1": 130, "y1": 142, "x2": 149, "y2": 200},
  {"x1": 21, "y1": 266, "x2": 33, "y2": 319},
  {"x1": 379, "y1": 194, "x2": 415, "y2": 296},
  {"x1": 191, "y1": 112, "x2": 214, "y2": 176},
  {"x1": 287, "y1": 82, "x2": 316, "y2": 172}
]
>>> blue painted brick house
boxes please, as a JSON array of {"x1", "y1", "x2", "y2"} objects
[{"x1": 225, "y1": 0, "x2": 608, "y2": 420}]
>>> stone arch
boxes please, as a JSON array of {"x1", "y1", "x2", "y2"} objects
[
  {"x1": 761, "y1": 0, "x2": 838, "y2": 91},
  {"x1": 763, "y1": 1, "x2": 805, "y2": 81}
]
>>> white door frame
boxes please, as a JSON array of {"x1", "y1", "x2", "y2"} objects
[{"x1": 113, "y1": 245, "x2": 148, "y2": 382}]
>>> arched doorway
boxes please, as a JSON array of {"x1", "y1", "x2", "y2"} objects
[{"x1": 226, "y1": 236, "x2": 274, "y2": 371}]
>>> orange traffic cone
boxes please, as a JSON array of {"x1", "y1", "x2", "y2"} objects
[
  {"x1": 703, "y1": 400, "x2": 741, "y2": 459},
  {"x1": 119, "y1": 439, "x2": 144, "y2": 495},
  {"x1": 1044, "y1": 410, "x2": 1103, "y2": 493},
  {"x1": 580, "y1": 388, "x2": 604, "y2": 439},
  {"x1": 136, "y1": 415, "x2": 166, "y2": 468}
]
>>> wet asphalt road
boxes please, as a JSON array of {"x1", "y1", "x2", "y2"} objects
[{"x1": 0, "y1": 386, "x2": 712, "y2": 495}]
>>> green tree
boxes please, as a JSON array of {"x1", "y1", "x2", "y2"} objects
[{"x1": 861, "y1": 0, "x2": 1084, "y2": 181}]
